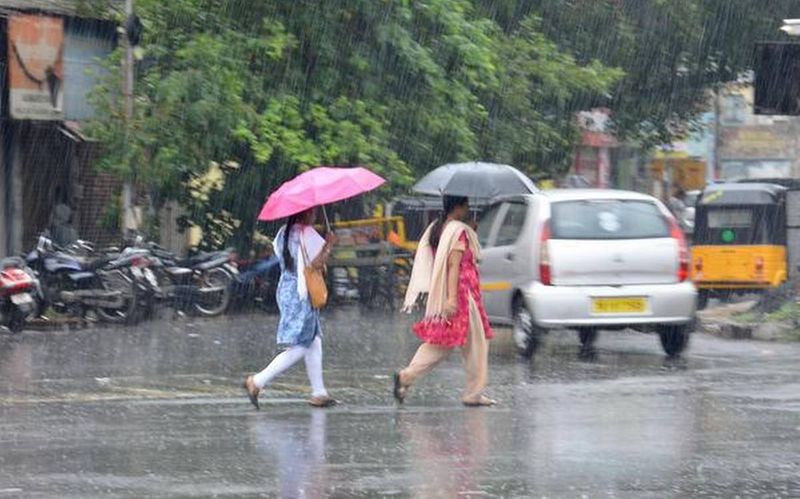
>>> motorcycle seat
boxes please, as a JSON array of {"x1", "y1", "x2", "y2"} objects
[
  {"x1": 68, "y1": 272, "x2": 95, "y2": 282},
  {"x1": 1, "y1": 257, "x2": 25, "y2": 269},
  {"x1": 84, "y1": 257, "x2": 114, "y2": 271},
  {"x1": 177, "y1": 252, "x2": 225, "y2": 267},
  {"x1": 166, "y1": 267, "x2": 192, "y2": 277}
]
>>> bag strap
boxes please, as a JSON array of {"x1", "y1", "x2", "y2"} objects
[{"x1": 298, "y1": 230, "x2": 311, "y2": 267}]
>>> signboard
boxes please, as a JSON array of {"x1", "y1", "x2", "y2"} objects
[
  {"x1": 719, "y1": 160, "x2": 792, "y2": 180},
  {"x1": 720, "y1": 93, "x2": 748, "y2": 125},
  {"x1": 8, "y1": 15, "x2": 65, "y2": 120},
  {"x1": 718, "y1": 126, "x2": 794, "y2": 160},
  {"x1": 576, "y1": 108, "x2": 617, "y2": 148}
]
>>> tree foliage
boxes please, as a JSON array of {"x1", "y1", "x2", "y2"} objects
[
  {"x1": 476, "y1": 0, "x2": 799, "y2": 144},
  {"x1": 88, "y1": 0, "x2": 792, "y2": 249},
  {"x1": 88, "y1": 0, "x2": 620, "y2": 249}
]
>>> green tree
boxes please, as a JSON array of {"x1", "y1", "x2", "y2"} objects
[
  {"x1": 477, "y1": 0, "x2": 799, "y2": 145},
  {"x1": 87, "y1": 0, "x2": 620, "y2": 249}
]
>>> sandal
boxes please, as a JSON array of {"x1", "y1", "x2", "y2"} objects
[
  {"x1": 242, "y1": 375, "x2": 260, "y2": 411},
  {"x1": 309, "y1": 395, "x2": 338, "y2": 408},
  {"x1": 393, "y1": 372, "x2": 408, "y2": 404},
  {"x1": 463, "y1": 395, "x2": 497, "y2": 407}
]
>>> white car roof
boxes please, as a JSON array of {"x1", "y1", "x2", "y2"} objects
[{"x1": 538, "y1": 189, "x2": 658, "y2": 202}]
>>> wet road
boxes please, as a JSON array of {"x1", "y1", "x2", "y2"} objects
[{"x1": 1, "y1": 308, "x2": 799, "y2": 498}]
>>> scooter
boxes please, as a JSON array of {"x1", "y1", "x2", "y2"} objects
[{"x1": 0, "y1": 258, "x2": 38, "y2": 333}]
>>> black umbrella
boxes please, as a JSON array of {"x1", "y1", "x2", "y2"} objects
[{"x1": 412, "y1": 162, "x2": 538, "y2": 198}]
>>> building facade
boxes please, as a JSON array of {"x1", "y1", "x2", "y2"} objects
[
  {"x1": 716, "y1": 84, "x2": 800, "y2": 181},
  {"x1": 0, "y1": 1, "x2": 117, "y2": 256}
]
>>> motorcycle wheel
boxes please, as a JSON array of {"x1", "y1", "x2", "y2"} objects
[
  {"x1": 254, "y1": 281, "x2": 279, "y2": 313},
  {"x1": 95, "y1": 270, "x2": 138, "y2": 324},
  {"x1": 193, "y1": 267, "x2": 233, "y2": 317}
]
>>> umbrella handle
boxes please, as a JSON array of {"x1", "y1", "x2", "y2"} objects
[{"x1": 322, "y1": 205, "x2": 332, "y2": 233}]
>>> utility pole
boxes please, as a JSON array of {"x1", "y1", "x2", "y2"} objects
[
  {"x1": 713, "y1": 88, "x2": 722, "y2": 182},
  {"x1": 121, "y1": 0, "x2": 135, "y2": 238}
]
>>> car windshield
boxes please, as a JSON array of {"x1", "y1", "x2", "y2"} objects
[{"x1": 551, "y1": 199, "x2": 670, "y2": 240}]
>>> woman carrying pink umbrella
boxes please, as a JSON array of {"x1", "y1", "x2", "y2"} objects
[{"x1": 243, "y1": 167, "x2": 385, "y2": 410}]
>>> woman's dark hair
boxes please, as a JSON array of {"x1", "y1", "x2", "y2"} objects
[
  {"x1": 282, "y1": 210, "x2": 310, "y2": 272},
  {"x1": 429, "y1": 195, "x2": 469, "y2": 250}
]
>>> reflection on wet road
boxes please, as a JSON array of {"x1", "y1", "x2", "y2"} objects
[{"x1": 0, "y1": 308, "x2": 798, "y2": 497}]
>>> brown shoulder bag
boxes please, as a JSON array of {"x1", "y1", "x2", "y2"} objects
[{"x1": 300, "y1": 236, "x2": 328, "y2": 309}]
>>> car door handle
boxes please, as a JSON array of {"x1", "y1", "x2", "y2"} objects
[{"x1": 505, "y1": 252, "x2": 515, "y2": 261}]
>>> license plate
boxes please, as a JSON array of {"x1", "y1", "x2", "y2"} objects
[
  {"x1": 591, "y1": 297, "x2": 647, "y2": 314},
  {"x1": 11, "y1": 293, "x2": 33, "y2": 305}
]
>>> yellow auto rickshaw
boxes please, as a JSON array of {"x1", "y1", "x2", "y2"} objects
[{"x1": 691, "y1": 181, "x2": 797, "y2": 309}]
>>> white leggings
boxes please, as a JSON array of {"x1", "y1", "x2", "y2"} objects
[{"x1": 253, "y1": 336, "x2": 328, "y2": 397}]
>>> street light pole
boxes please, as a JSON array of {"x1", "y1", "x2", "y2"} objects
[{"x1": 121, "y1": 0, "x2": 135, "y2": 238}]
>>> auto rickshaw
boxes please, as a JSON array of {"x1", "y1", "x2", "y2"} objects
[{"x1": 691, "y1": 181, "x2": 795, "y2": 309}]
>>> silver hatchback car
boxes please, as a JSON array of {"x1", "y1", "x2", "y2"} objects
[{"x1": 478, "y1": 189, "x2": 697, "y2": 358}]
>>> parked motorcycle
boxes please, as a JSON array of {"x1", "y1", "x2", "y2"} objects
[
  {"x1": 0, "y1": 257, "x2": 39, "y2": 333},
  {"x1": 26, "y1": 235, "x2": 138, "y2": 323},
  {"x1": 128, "y1": 240, "x2": 238, "y2": 318}
]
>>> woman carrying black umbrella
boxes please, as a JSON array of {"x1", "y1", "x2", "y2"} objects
[{"x1": 393, "y1": 195, "x2": 496, "y2": 406}]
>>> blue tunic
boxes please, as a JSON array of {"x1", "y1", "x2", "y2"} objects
[{"x1": 274, "y1": 226, "x2": 322, "y2": 347}]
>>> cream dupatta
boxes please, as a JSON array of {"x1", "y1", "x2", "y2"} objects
[{"x1": 402, "y1": 220, "x2": 481, "y2": 318}]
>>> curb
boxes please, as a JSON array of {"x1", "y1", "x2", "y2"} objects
[
  {"x1": 699, "y1": 317, "x2": 798, "y2": 341},
  {"x1": 698, "y1": 319, "x2": 753, "y2": 340}
]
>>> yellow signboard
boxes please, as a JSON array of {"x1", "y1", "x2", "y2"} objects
[{"x1": 650, "y1": 158, "x2": 706, "y2": 190}]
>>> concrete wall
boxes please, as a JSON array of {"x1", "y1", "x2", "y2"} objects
[
  {"x1": 8, "y1": 132, "x2": 23, "y2": 256},
  {"x1": 63, "y1": 19, "x2": 114, "y2": 121},
  {"x1": 0, "y1": 134, "x2": 6, "y2": 257},
  {"x1": 787, "y1": 190, "x2": 800, "y2": 279},
  {"x1": 717, "y1": 85, "x2": 800, "y2": 181}
]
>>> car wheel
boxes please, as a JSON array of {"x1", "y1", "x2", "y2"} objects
[
  {"x1": 657, "y1": 325, "x2": 690, "y2": 358},
  {"x1": 512, "y1": 297, "x2": 541, "y2": 359},
  {"x1": 696, "y1": 290, "x2": 709, "y2": 310}
]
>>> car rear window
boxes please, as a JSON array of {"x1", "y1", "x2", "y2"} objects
[{"x1": 551, "y1": 200, "x2": 670, "y2": 240}]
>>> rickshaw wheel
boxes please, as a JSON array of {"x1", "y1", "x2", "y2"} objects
[{"x1": 697, "y1": 291, "x2": 710, "y2": 310}]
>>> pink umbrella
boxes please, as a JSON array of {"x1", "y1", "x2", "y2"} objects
[{"x1": 258, "y1": 166, "x2": 386, "y2": 226}]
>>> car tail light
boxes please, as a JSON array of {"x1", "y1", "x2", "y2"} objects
[
  {"x1": 539, "y1": 220, "x2": 552, "y2": 286},
  {"x1": 694, "y1": 257, "x2": 703, "y2": 274},
  {"x1": 668, "y1": 218, "x2": 689, "y2": 282}
]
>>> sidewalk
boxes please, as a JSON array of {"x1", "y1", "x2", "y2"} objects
[{"x1": 698, "y1": 300, "x2": 800, "y2": 341}]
